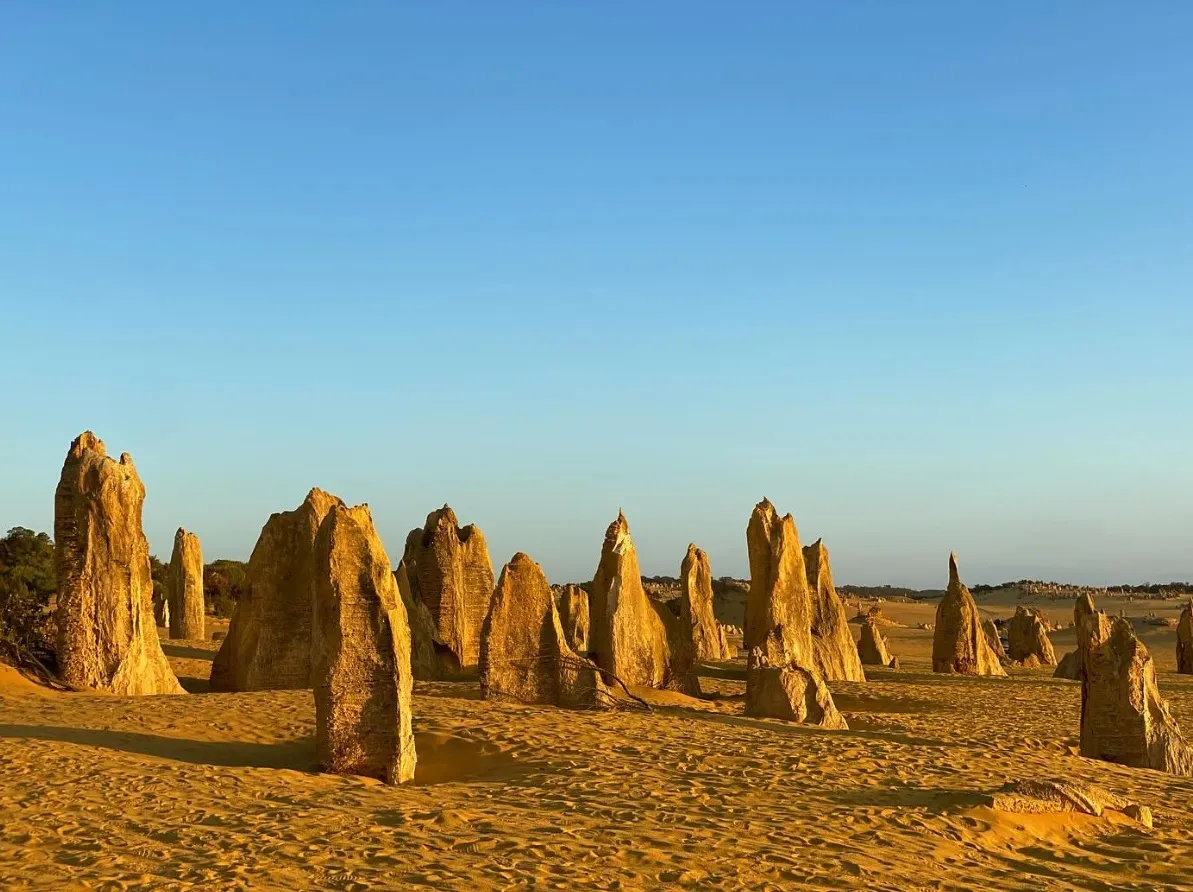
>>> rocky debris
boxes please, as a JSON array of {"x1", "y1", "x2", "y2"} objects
[
  {"x1": 394, "y1": 560, "x2": 442, "y2": 681},
  {"x1": 480, "y1": 553, "x2": 608, "y2": 708},
  {"x1": 401, "y1": 506, "x2": 494, "y2": 671},
  {"x1": 981, "y1": 619, "x2": 1009, "y2": 664},
  {"x1": 1080, "y1": 616, "x2": 1193, "y2": 775},
  {"x1": 167, "y1": 528, "x2": 205, "y2": 640},
  {"x1": 1007, "y1": 606, "x2": 1056, "y2": 666},
  {"x1": 1053, "y1": 649, "x2": 1080, "y2": 679},
  {"x1": 210, "y1": 488, "x2": 343, "y2": 691},
  {"x1": 681, "y1": 544, "x2": 733, "y2": 662},
  {"x1": 557, "y1": 584, "x2": 591, "y2": 655},
  {"x1": 985, "y1": 779, "x2": 1152, "y2": 828},
  {"x1": 1178, "y1": 600, "x2": 1193, "y2": 675},
  {"x1": 803, "y1": 539, "x2": 866, "y2": 683},
  {"x1": 745, "y1": 499, "x2": 814, "y2": 668},
  {"x1": 744, "y1": 646, "x2": 847, "y2": 729},
  {"x1": 857, "y1": 616, "x2": 895, "y2": 667},
  {"x1": 53, "y1": 432, "x2": 183, "y2": 695},
  {"x1": 931, "y1": 554, "x2": 1006, "y2": 677},
  {"x1": 590, "y1": 513, "x2": 699, "y2": 694},
  {"x1": 311, "y1": 503, "x2": 415, "y2": 785}
]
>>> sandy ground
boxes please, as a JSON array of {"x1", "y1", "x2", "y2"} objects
[{"x1": 3, "y1": 597, "x2": 1193, "y2": 891}]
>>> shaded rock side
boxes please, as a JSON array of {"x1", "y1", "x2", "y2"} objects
[
  {"x1": 589, "y1": 512, "x2": 699, "y2": 694},
  {"x1": 1178, "y1": 600, "x2": 1193, "y2": 675},
  {"x1": 1007, "y1": 606, "x2": 1056, "y2": 666},
  {"x1": 312, "y1": 503, "x2": 416, "y2": 785},
  {"x1": 401, "y1": 505, "x2": 494, "y2": 670},
  {"x1": 153, "y1": 593, "x2": 170, "y2": 630},
  {"x1": 557, "y1": 584, "x2": 590, "y2": 655},
  {"x1": 931, "y1": 554, "x2": 1006, "y2": 677},
  {"x1": 1053, "y1": 650, "x2": 1080, "y2": 680},
  {"x1": 857, "y1": 617, "x2": 894, "y2": 667},
  {"x1": 1074, "y1": 591, "x2": 1113, "y2": 734},
  {"x1": 803, "y1": 539, "x2": 865, "y2": 682},
  {"x1": 395, "y1": 560, "x2": 442, "y2": 681},
  {"x1": 1080, "y1": 616, "x2": 1193, "y2": 775},
  {"x1": 744, "y1": 499, "x2": 814, "y2": 667},
  {"x1": 209, "y1": 488, "x2": 343, "y2": 691},
  {"x1": 167, "y1": 528, "x2": 205, "y2": 640},
  {"x1": 982, "y1": 619, "x2": 1009, "y2": 664},
  {"x1": 680, "y1": 544, "x2": 731, "y2": 662},
  {"x1": 479, "y1": 553, "x2": 608, "y2": 708},
  {"x1": 744, "y1": 647, "x2": 847, "y2": 729},
  {"x1": 53, "y1": 432, "x2": 183, "y2": 695}
]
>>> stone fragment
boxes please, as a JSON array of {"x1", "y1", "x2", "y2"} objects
[
  {"x1": 480, "y1": 552, "x2": 608, "y2": 708},
  {"x1": 1007, "y1": 606, "x2": 1056, "y2": 666},
  {"x1": 803, "y1": 539, "x2": 865, "y2": 682},
  {"x1": 986, "y1": 779, "x2": 1151, "y2": 827},
  {"x1": 312, "y1": 503, "x2": 415, "y2": 784},
  {"x1": 589, "y1": 512, "x2": 699, "y2": 694},
  {"x1": 931, "y1": 554, "x2": 1006, "y2": 677},
  {"x1": 53, "y1": 432, "x2": 183, "y2": 695},
  {"x1": 167, "y1": 528, "x2": 205, "y2": 640},
  {"x1": 1080, "y1": 616, "x2": 1193, "y2": 775},
  {"x1": 209, "y1": 488, "x2": 343, "y2": 691},
  {"x1": 857, "y1": 616, "x2": 894, "y2": 667},
  {"x1": 1177, "y1": 600, "x2": 1193, "y2": 675},
  {"x1": 680, "y1": 544, "x2": 732, "y2": 662},
  {"x1": 557, "y1": 584, "x2": 590, "y2": 655},
  {"x1": 395, "y1": 560, "x2": 441, "y2": 681},
  {"x1": 744, "y1": 646, "x2": 847, "y2": 729},
  {"x1": 401, "y1": 505, "x2": 494, "y2": 671}
]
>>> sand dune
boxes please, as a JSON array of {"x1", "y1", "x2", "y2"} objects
[{"x1": 2, "y1": 600, "x2": 1192, "y2": 890}]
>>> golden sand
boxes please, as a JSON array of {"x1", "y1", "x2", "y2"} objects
[{"x1": 2, "y1": 597, "x2": 1192, "y2": 890}]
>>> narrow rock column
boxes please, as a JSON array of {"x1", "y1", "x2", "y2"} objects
[{"x1": 168, "y1": 528, "x2": 205, "y2": 640}]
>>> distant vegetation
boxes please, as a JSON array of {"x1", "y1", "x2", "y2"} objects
[
  {"x1": 0, "y1": 527, "x2": 57, "y2": 668},
  {"x1": 204, "y1": 559, "x2": 248, "y2": 618}
]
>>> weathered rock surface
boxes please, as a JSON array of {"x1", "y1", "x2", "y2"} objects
[
  {"x1": 401, "y1": 506, "x2": 494, "y2": 671},
  {"x1": 857, "y1": 616, "x2": 894, "y2": 667},
  {"x1": 744, "y1": 646, "x2": 847, "y2": 729},
  {"x1": 1007, "y1": 606, "x2": 1056, "y2": 666},
  {"x1": 982, "y1": 619, "x2": 1009, "y2": 663},
  {"x1": 53, "y1": 432, "x2": 183, "y2": 695},
  {"x1": 590, "y1": 512, "x2": 699, "y2": 694},
  {"x1": 395, "y1": 560, "x2": 442, "y2": 681},
  {"x1": 1178, "y1": 600, "x2": 1193, "y2": 675},
  {"x1": 312, "y1": 503, "x2": 415, "y2": 785},
  {"x1": 681, "y1": 544, "x2": 732, "y2": 662},
  {"x1": 153, "y1": 592, "x2": 170, "y2": 630},
  {"x1": 557, "y1": 584, "x2": 590, "y2": 655},
  {"x1": 210, "y1": 488, "x2": 343, "y2": 691},
  {"x1": 985, "y1": 779, "x2": 1152, "y2": 827},
  {"x1": 1053, "y1": 649, "x2": 1081, "y2": 679},
  {"x1": 480, "y1": 553, "x2": 608, "y2": 708},
  {"x1": 745, "y1": 499, "x2": 813, "y2": 667},
  {"x1": 803, "y1": 539, "x2": 865, "y2": 682},
  {"x1": 1080, "y1": 616, "x2": 1193, "y2": 775},
  {"x1": 167, "y1": 528, "x2": 205, "y2": 640},
  {"x1": 931, "y1": 554, "x2": 1006, "y2": 677}
]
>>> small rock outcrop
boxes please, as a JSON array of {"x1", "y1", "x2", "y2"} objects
[
  {"x1": 210, "y1": 488, "x2": 343, "y2": 691},
  {"x1": 53, "y1": 432, "x2": 183, "y2": 695},
  {"x1": 401, "y1": 506, "x2": 495, "y2": 671},
  {"x1": 480, "y1": 553, "x2": 607, "y2": 708},
  {"x1": 857, "y1": 616, "x2": 894, "y2": 667},
  {"x1": 680, "y1": 544, "x2": 732, "y2": 662},
  {"x1": 744, "y1": 646, "x2": 847, "y2": 729},
  {"x1": 589, "y1": 512, "x2": 699, "y2": 694},
  {"x1": 744, "y1": 499, "x2": 813, "y2": 667},
  {"x1": 557, "y1": 584, "x2": 590, "y2": 655},
  {"x1": 1177, "y1": 600, "x2": 1193, "y2": 675},
  {"x1": 1053, "y1": 649, "x2": 1080, "y2": 679},
  {"x1": 985, "y1": 779, "x2": 1152, "y2": 828},
  {"x1": 1080, "y1": 616, "x2": 1193, "y2": 775},
  {"x1": 312, "y1": 503, "x2": 416, "y2": 785},
  {"x1": 931, "y1": 554, "x2": 1006, "y2": 677},
  {"x1": 167, "y1": 528, "x2": 205, "y2": 640},
  {"x1": 1007, "y1": 606, "x2": 1056, "y2": 666},
  {"x1": 395, "y1": 560, "x2": 442, "y2": 681},
  {"x1": 982, "y1": 619, "x2": 1009, "y2": 663},
  {"x1": 803, "y1": 539, "x2": 865, "y2": 682}
]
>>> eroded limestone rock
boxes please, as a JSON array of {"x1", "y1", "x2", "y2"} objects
[
  {"x1": 982, "y1": 619, "x2": 1009, "y2": 664},
  {"x1": 744, "y1": 646, "x2": 847, "y2": 729},
  {"x1": 209, "y1": 488, "x2": 343, "y2": 691},
  {"x1": 744, "y1": 499, "x2": 813, "y2": 668},
  {"x1": 312, "y1": 503, "x2": 415, "y2": 785},
  {"x1": 167, "y1": 528, "x2": 205, "y2": 640},
  {"x1": 1177, "y1": 600, "x2": 1193, "y2": 675},
  {"x1": 857, "y1": 616, "x2": 894, "y2": 667},
  {"x1": 395, "y1": 560, "x2": 441, "y2": 681},
  {"x1": 1053, "y1": 649, "x2": 1080, "y2": 680},
  {"x1": 53, "y1": 432, "x2": 183, "y2": 695},
  {"x1": 480, "y1": 553, "x2": 607, "y2": 708},
  {"x1": 803, "y1": 539, "x2": 865, "y2": 682},
  {"x1": 1007, "y1": 606, "x2": 1056, "y2": 666},
  {"x1": 985, "y1": 779, "x2": 1152, "y2": 828},
  {"x1": 931, "y1": 554, "x2": 1006, "y2": 677},
  {"x1": 557, "y1": 584, "x2": 590, "y2": 655},
  {"x1": 681, "y1": 544, "x2": 731, "y2": 662}
]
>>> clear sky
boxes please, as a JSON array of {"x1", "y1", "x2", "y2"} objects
[{"x1": 2, "y1": 3, "x2": 1190, "y2": 588}]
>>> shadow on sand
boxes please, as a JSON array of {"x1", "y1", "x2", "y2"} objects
[{"x1": 161, "y1": 643, "x2": 216, "y2": 662}]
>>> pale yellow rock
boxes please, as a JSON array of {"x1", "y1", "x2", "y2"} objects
[
  {"x1": 857, "y1": 616, "x2": 894, "y2": 667},
  {"x1": 744, "y1": 499, "x2": 813, "y2": 668},
  {"x1": 744, "y1": 647, "x2": 847, "y2": 729},
  {"x1": 987, "y1": 779, "x2": 1151, "y2": 826},
  {"x1": 395, "y1": 560, "x2": 442, "y2": 681},
  {"x1": 1007, "y1": 606, "x2": 1056, "y2": 666},
  {"x1": 312, "y1": 503, "x2": 416, "y2": 785},
  {"x1": 167, "y1": 528, "x2": 205, "y2": 641},
  {"x1": 210, "y1": 488, "x2": 343, "y2": 691},
  {"x1": 931, "y1": 554, "x2": 1006, "y2": 677},
  {"x1": 803, "y1": 539, "x2": 865, "y2": 682},
  {"x1": 981, "y1": 619, "x2": 1008, "y2": 663},
  {"x1": 53, "y1": 432, "x2": 183, "y2": 695},
  {"x1": 557, "y1": 584, "x2": 590, "y2": 655},
  {"x1": 680, "y1": 544, "x2": 731, "y2": 662},
  {"x1": 480, "y1": 552, "x2": 607, "y2": 708}
]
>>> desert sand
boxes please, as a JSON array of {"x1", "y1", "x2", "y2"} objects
[{"x1": 2, "y1": 592, "x2": 1193, "y2": 890}]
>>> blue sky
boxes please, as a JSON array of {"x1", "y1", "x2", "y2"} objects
[{"x1": 2, "y1": 3, "x2": 1190, "y2": 587}]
